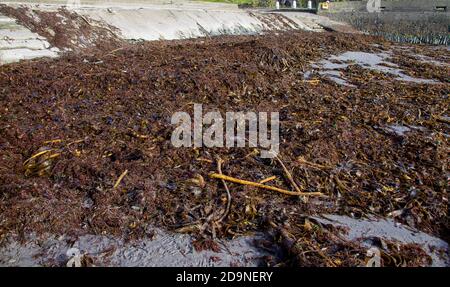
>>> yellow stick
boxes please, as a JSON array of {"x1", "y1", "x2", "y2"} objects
[
  {"x1": 67, "y1": 139, "x2": 85, "y2": 147},
  {"x1": 259, "y1": 176, "x2": 277, "y2": 184},
  {"x1": 275, "y1": 156, "x2": 302, "y2": 194},
  {"x1": 23, "y1": 149, "x2": 53, "y2": 165},
  {"x1": 43, "y1": 139, "x2": 62, "y2": 144},
  {"x1": 47, "y1": 153, "x2": 61, "y2": 159},
  {"x1": 297, "y1": 156, "x2": 330, "y2": 170},
  {"x1": 210, "y1": 173, "x2": 324, "y2": 197},
  {"x1": 215, "y1": 157, "x2": 231, "y2": 223},
  {"x1": 113, "y1": 169, "x2": 128, "y2": 189},
  {"x1": 304, "y1": 79, "x2": 321, "y2": 85},
  {"x1": 196, "y1": 157, "x2": 214, "y2": 163}
]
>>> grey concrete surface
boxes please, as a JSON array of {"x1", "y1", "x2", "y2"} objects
[
  {"x1": 0, "y1": 13, "x2": 59, "y2": 64},
  {"x1": 306, "y1": 50, "x2": 443, "y2": 86},
  {"x1": 1, "y1": 215, "x2": 447, "y2": 266},
  {"x1": 0, "y1": 229, "x2": 276, "y2": 267}
]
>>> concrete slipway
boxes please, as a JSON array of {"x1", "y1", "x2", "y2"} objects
[
  {"x1": 1, "y1": 215, "x2": 448, "y2": 267},
  {"x1": 0, "y1": 0, "x2": 350, "y2": 64}
]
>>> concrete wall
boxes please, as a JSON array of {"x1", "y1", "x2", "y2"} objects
[
  {"x1": 381, "y1": 0, "x2": 449, "y2": 12},
  {"x1": 323, "y1": 11, "x2": 450, "y2": 45},
  {"x1": 318, "y1": 0, "x2": 450, "y2": 45},
  {"x1": 324, "y1": 0, "x2": 368, "y2": 13},
  {"x1": 322, "y1": 0, "x2": 450, "y2": 13}
]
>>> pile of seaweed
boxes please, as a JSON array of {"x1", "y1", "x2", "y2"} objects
[
  {"x1": 265, "y1": 216, "x2": 435, "y2": 267},
  {"x1": 0, "y1": 30, "x2": 448, "y2": 266}
]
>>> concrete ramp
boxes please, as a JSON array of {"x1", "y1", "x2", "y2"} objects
[
  {"x1": 81, "y1": 6, "x2": 264, "y2": 41},
  {"x1": 0, "y1": 13, "x2": 59, "y2": 64}
]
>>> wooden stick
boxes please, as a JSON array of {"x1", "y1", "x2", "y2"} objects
[
  {"x1": 43, "y1": 139, "x2": 62, "y2": 144},
  {"x1": 304, "y1": 79, "x2": 321, "y2": 85},
  {"x1": 274, "y1": 155, "x2": 303, "y2": 194},
  {"x1": 23, "y1": 149, "x2": 53, "y2": 166},
  {"x1": 297, "y1": 156, "x2": 330, "y2": 170},
  {"x1": 259, "y1": 175, "x2": 277, "y2": 184},
  {"x1": 215, "y1": 157, "x2": 231, "y2": 224},
  {"x1": 113, "y1": 169, "x2": 128, "y2": 189},
  {"x1": 210, "y1": 173, "x2": 324, "y2": 197}
]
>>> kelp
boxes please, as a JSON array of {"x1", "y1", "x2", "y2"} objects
[{"x1": 0, "y1": 30, "x2": 448, "y2": 266}]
